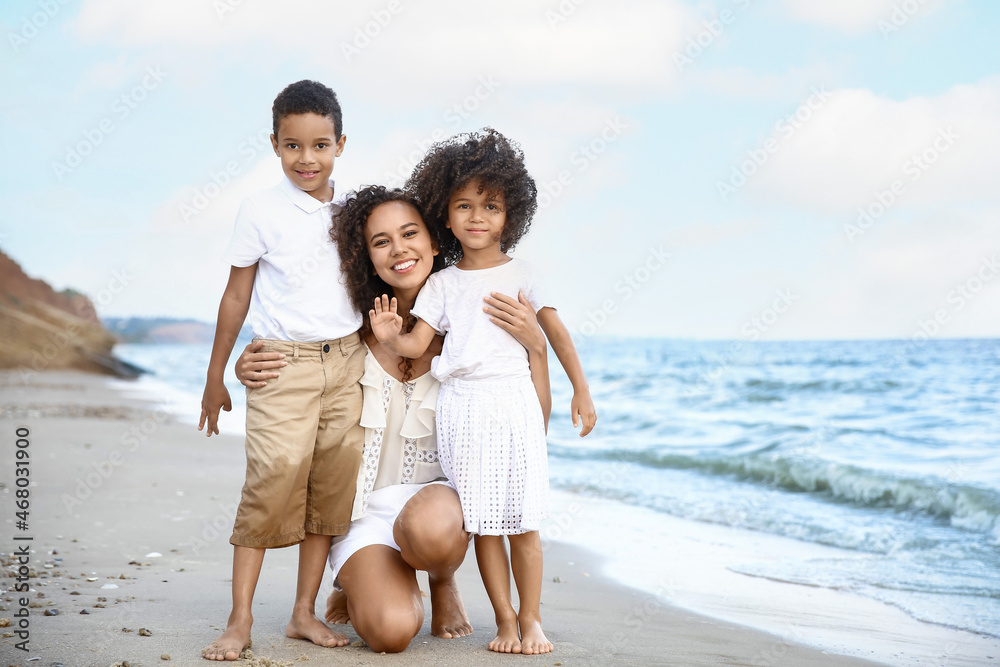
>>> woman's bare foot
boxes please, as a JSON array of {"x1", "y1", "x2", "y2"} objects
[
  {"x1": 429, "y1": 575, "x2": 473, "y2": 638},
  {"x1": 518, "y1": 613, "x2": 552, "y2": 655},
  {"x1": 286, "y1": 607, "x2": 349, "y2": 648},
  {"x1": 325, "y1": 589, "x2": 351, "y2": 625},
  {"x1": 488, "y1": 616, "x2": 521, "y2": 653},
  {"x1": 202, "y1": 619, "x2": 251, "y2": 661}
]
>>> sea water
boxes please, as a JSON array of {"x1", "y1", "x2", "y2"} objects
[{"x1": 113, "y1": 336, "x2": 1000, "y2": 638}]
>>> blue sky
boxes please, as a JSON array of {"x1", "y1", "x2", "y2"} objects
[{"x1": 2, "y1": 0, "x2": 998, "y2": 341}]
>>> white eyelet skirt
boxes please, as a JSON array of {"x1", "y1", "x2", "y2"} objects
[{"x1": 436, "y1": 375, "x2": 549, "y2": 536}]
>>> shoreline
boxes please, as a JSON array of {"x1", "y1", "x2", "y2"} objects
[{"x1": 0, "y1": 370, "x2": 987, "y2": 665}]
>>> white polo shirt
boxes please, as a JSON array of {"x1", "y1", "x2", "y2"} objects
[{"x1": 222, "y1": 177, "x2": 362, "y2": 342}]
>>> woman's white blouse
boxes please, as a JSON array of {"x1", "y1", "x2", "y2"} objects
[{"x1": 349, "y1": 348, "x2": 446, "y2": 521}]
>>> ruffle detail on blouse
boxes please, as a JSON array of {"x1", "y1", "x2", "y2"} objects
[
  {"x1": 359, "y1": 353, "x2": 389, "y2": 429},
  {"x1": 359, "y1": 351, "x2": 437, "y2": 439},
  {"x1": 400, "y1": 376, "x2": 438, "y2": 439}
]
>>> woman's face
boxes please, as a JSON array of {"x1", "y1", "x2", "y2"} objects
[{"x1": 364, "y1": 200, "x2": 438, "y2": 292}]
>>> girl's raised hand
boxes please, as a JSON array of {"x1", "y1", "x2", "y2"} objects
[{"x1": 370, "y1": 294, "x2": 403, "y2": 343}]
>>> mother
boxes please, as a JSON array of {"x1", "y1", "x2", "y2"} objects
[{"x1": 235, "y1": 185, "x2": 550, "y2": 653}]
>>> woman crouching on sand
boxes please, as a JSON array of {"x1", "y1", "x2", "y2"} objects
[{"x1": 234, "y1": 185, "x2": 550, "y2": 653}]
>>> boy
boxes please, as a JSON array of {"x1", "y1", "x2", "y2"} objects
[{"x1": 198, "y1": 80, "x2": 364, "y2": 661}]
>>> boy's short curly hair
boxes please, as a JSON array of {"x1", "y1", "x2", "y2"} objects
[
  {"x1": 272, "y1": 80, "x2": 343, "y2": 140},
  {"x1": 405, "y1": 128, "x2": 537, "y2": 266}
]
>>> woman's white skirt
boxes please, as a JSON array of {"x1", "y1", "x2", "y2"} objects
[
  {"x1": 327, "y1": 481, "x2": 450, "y2": 589},
  {"x1": 436, "y1": 375, "x2": 548, "y2": 536}
]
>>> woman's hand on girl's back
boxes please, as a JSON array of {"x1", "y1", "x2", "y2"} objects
[{"x1": 483, "y1": 291, "x2": 545, "y2": 354}]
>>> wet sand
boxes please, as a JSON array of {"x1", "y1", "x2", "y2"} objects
[{"x1": 0, "y1": 370, "x2": 894, "y2": 666}]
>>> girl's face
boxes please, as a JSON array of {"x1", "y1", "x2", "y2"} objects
[
  {"x1": 364, "y1": 200, "x2": 438, "y2": 292},
  {"x1": 446, "y1": 178, "x2": 506, "y2": 250}
]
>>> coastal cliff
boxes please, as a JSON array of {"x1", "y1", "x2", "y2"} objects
[{"x1": 0, "y1": 249, "x2": 140, "y2": 377}]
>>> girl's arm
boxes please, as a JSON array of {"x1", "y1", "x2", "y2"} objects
[
  {"x1": 370, "y1": 294, "x2": 437, "y2": 359},
  {"x1": 536, "y1": 308, "x2": 597, "y2": 437},
  {"x1": 484, "y1": 291, "x2": 551, "y2": 431}
]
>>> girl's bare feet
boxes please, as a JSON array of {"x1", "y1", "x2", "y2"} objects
[
  {"x1": 324, "y1": 589, "x2": 351, "y2": 625},
  {"x1": 429, "y1": 575, "x2": 473, "y2": 638},
  {"x1": 202, "y1": 618, "x2": 251, "y2": 661},
  {"x1": 286, "y1": 606, "x2": 349, "y2": 647},
  {"x1": 488, "y1": 614, "x2": 521, "y2": 653},
  {"x1": 518, "y1": 613, "x2": 552, "y2": 655}
]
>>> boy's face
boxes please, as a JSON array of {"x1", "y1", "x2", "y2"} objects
[
  {"x1": 446, "y1": 179, "x2": 506, "y2": 250},
  {"x1": 270, "y1": 112, "x2": 346, "y2": 201}
]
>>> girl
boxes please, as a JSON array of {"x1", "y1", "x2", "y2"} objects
[{"x1": 371, "y1": 129, "x2": 597, "y2": 655}]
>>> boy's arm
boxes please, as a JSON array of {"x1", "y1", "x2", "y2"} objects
[
  {"x1": 536, "y1": 307, "x2": 597, "y2": 437},
  {"x1": 370, "y1": 294, "x2": 437, "y2": 359},
  {"x1": 484, "y1": 291, "x2": 551, "y2": 431},
  {"x1": 199, "y1": 264, "x2": 256, "y2": 436}
]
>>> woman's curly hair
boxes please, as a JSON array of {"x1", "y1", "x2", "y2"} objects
[
  {"x1": 331, "y1": 185, "x2": 444, "y2": 379},
  {"x1": 404, "y1": 128, "x2": 538, "y2": 266}
]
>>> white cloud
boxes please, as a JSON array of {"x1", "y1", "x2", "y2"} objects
[
  {"x1": 72, "y1": 0, "x2": 694, "y2": 92},
  {"x1": 683, "y1": 62, "x2": 841, "y2": 100},
  {"x1": 780, "y1": 0, "x2": 948, "y2": 34},
  {"x1": 735, "y1": 77, "x2": 1000, "y2": 217}
]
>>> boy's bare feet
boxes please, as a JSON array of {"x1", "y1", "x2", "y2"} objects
[
  {"x1": 286, "y1": 608, "x2": 349, "y2": 647},
  {"x1": 324, "y1": 589, "x2": 351, "y2": 625},
  {"x1": 488, "y1": 615, "x2": 521, "y2": 654},
  {"x1": 518, "y1": 613, "x2": 553, "y2": 655},
  {"x1": 202, "y1": 618, "x2": 252, "y2": 661},
  {"x1": 429, "y1": 575, "x2": 473, "y2": 638}
]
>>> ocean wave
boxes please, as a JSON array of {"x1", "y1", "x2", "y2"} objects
[
  {"x1": 547, "y1": 446, "x2": 1000, "y2": 536},
  {"x1": 740, "y1": 377, "x2": 902, "y2": 394}
]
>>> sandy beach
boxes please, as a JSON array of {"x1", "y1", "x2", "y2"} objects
[{"x1": 0, "y1": 370, "x2": 977, "y2": 666}]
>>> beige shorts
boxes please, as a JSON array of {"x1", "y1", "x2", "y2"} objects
[{"x1": 231, "y1": 333, "x2": 365, "y2": 549}]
